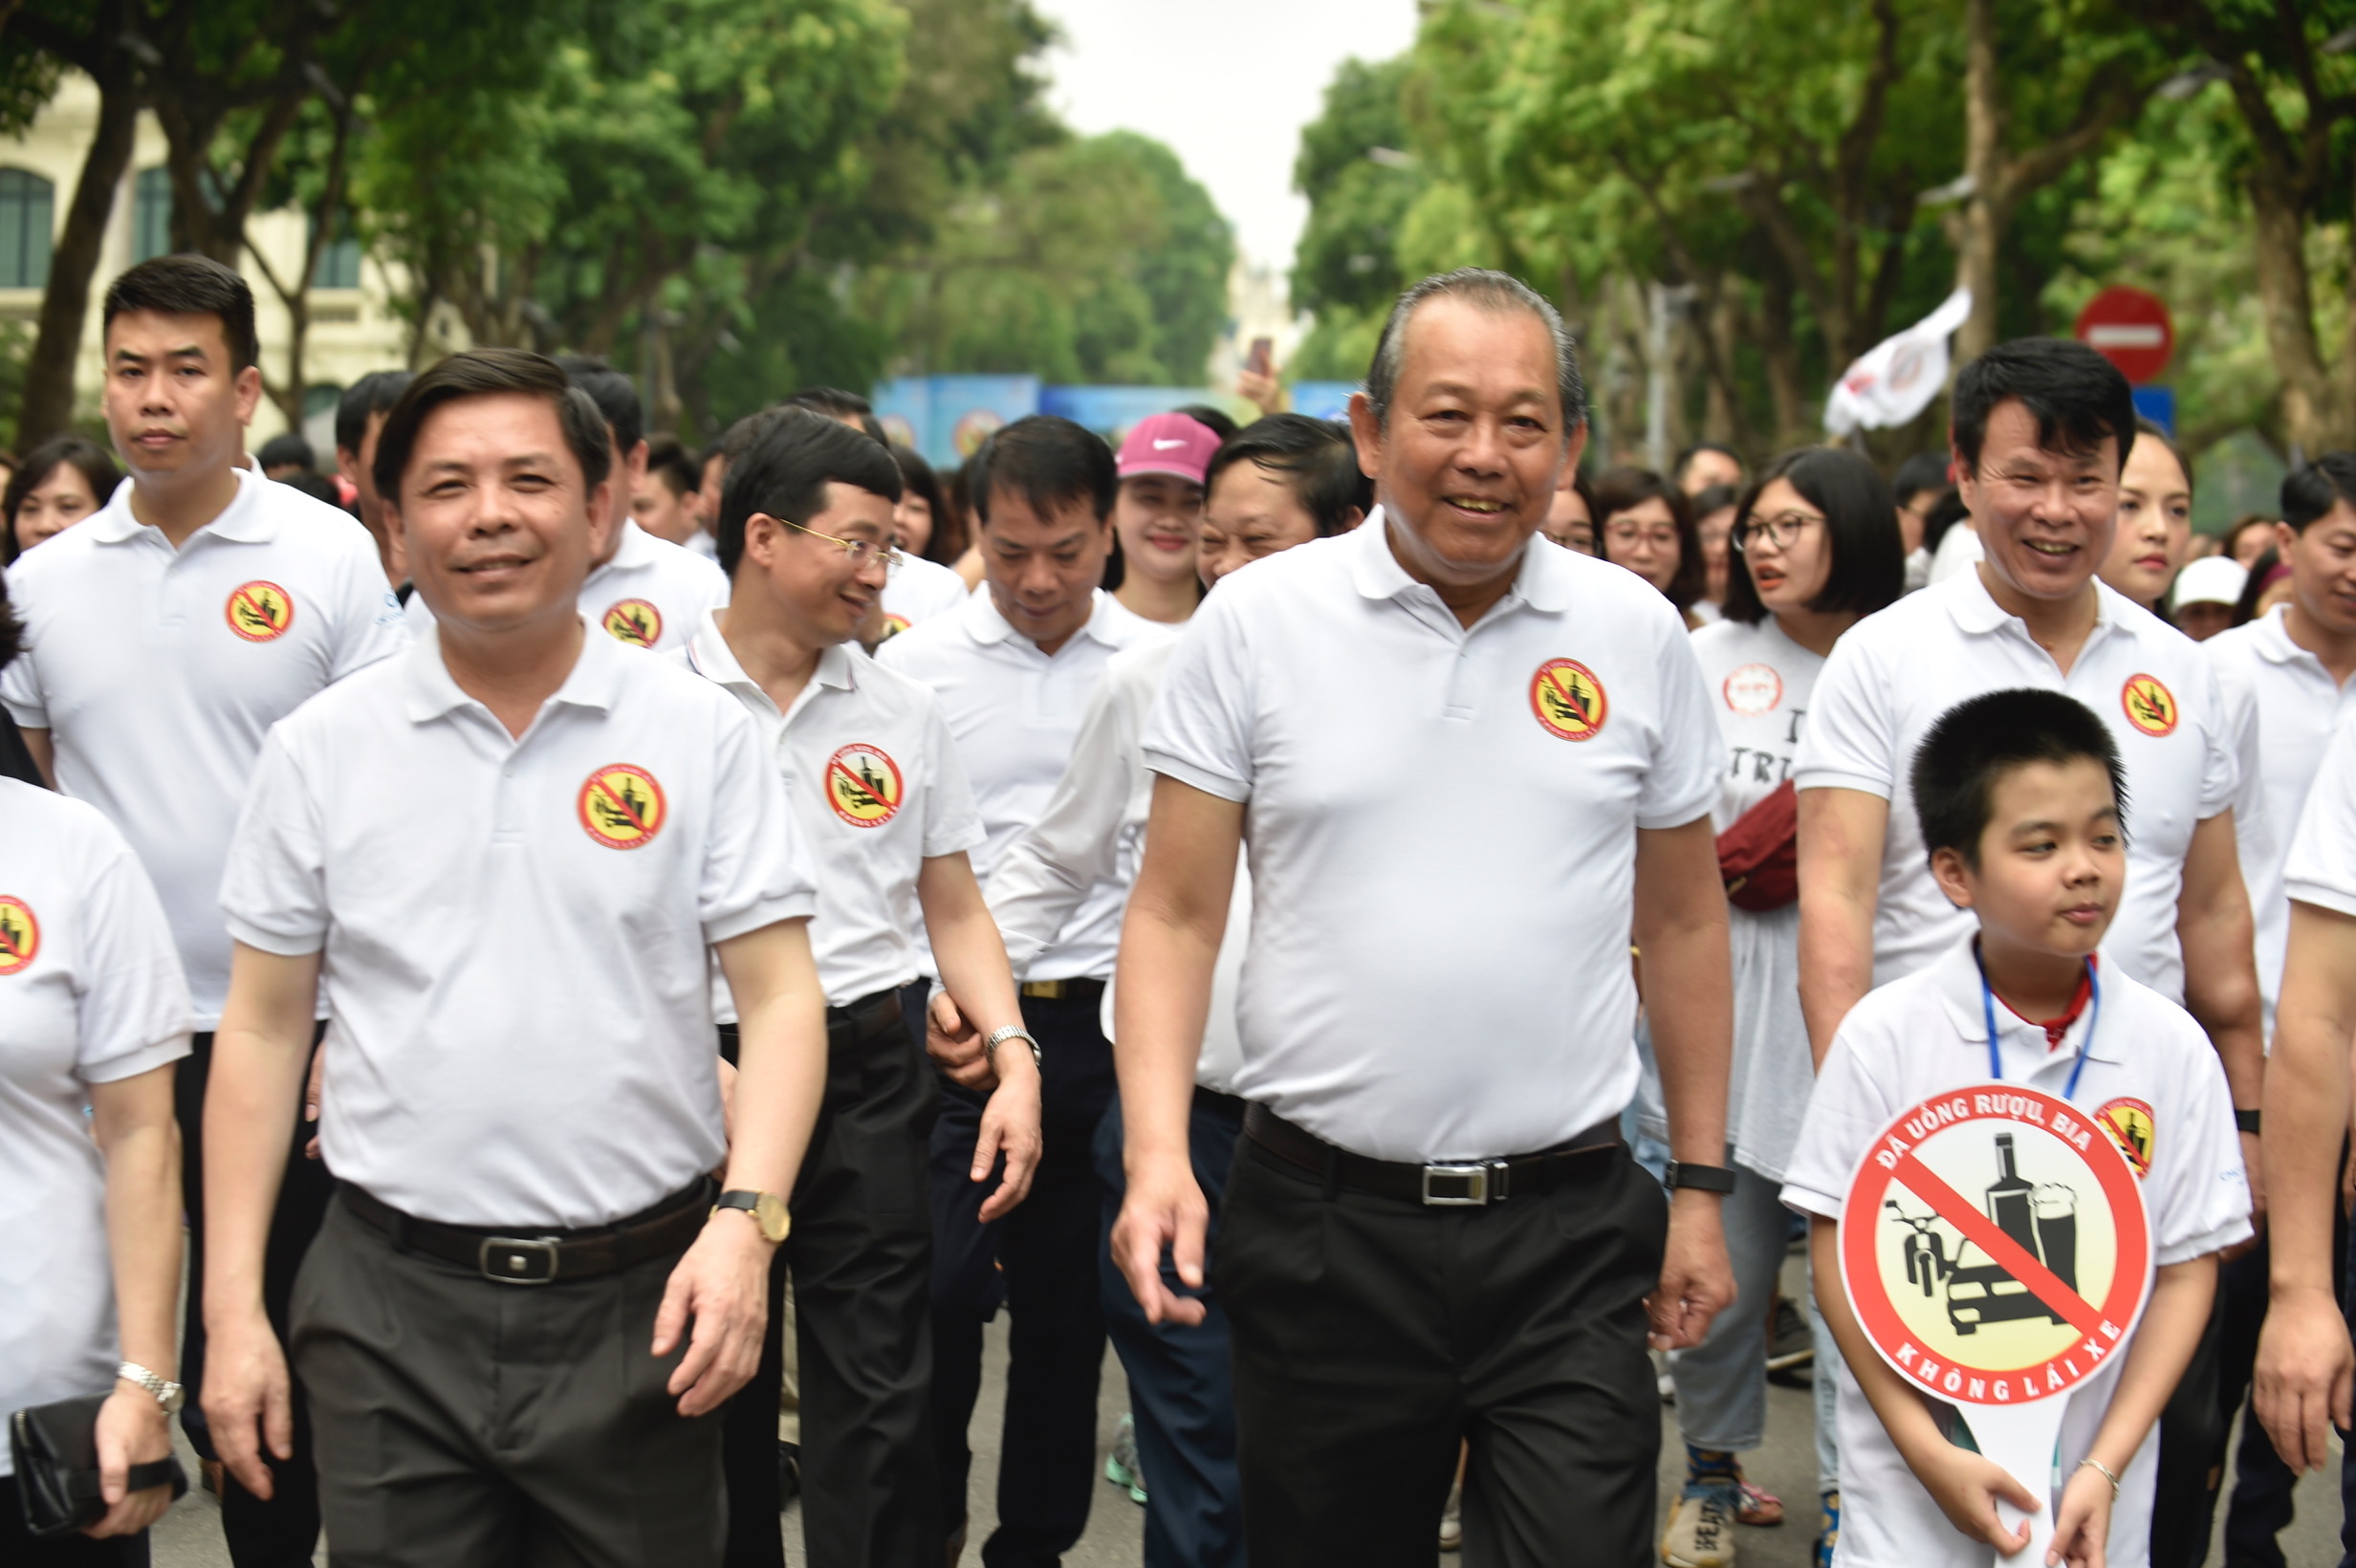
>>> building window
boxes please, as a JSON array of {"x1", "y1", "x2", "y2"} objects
[
  {"x1": 0, "y1": 168, "x2": 55, "y2": 289},
  {"x1": 133, "y1": 167, "x2": 171, "y2": 262},
  {"x1": 309, "y1": 209, "x2": 361, "y2": 290}
]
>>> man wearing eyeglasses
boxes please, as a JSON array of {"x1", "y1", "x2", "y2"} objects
[
  {"x1": 876, "y1": 414, "x2": 1168, "y2": 1566},
  {"x1": 680, "y1": 407, "x2": 1041, "y2": 1568}
]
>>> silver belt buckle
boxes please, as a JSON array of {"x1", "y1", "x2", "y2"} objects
[
  {"x1": 1421, "y1": 1163, "x2": 1493, "y2": 1206},
  {"x1": 480, "y1": 1236, "x2": 561, "y2": 1285}
]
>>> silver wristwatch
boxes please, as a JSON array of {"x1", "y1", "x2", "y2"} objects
[
  {"x1": 118, "y1": 1361, "x2": 185, "y2": 1413},
  {"x1": 982, "y1": 1024, "x2": 1042, "y2": 1074}
]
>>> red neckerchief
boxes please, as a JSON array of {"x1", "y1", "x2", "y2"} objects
[{"x1": 1998, "y1": 957, "x2": 2098, "y2": 1052}]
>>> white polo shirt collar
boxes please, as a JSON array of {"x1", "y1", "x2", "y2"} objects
[
  {"x1": 1924, "y1": 939, "x2": 2126, "y2": 1066},
  {"x1": 1942, "y1": 560, "x2": 2131, "y2": 652},
  {"x1": 2249, "y1": 604, "x2": 2320, "y2": 670},
  {"x1": 681, "y1": 612, "x2": 860, "y2": 719},
  {"x1": 958, "y1": 581, "x2": 1133, "y2": 653},
  {"x1": 402, "y1": 618, "x2": 629, "y2": 729},
  {"x1": 1347, "y1": 507, "x2": 1573, "y2": 629},
  {"x1": 79, "y1": 470, "x2": 282, "y2": 549}
]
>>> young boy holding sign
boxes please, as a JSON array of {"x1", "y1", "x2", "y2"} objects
[{"x1": 1782, "y1": 689, "x2": 2249, "y2": 1567}]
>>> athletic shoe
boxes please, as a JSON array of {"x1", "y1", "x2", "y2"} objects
[
  {"x1": 1734, "y1": 1478, "x2": 1781, "y2": 1527},
  {"x1": 1765, "y1": 1296, "x2": 1815, "y2": 1386},
  {"x1": 1104, "y1": 1413, "x2": 1146, "y2": 1505},
  {"x1": 1438, "y1": 1474, "x2": 1462, "y2": 1553},
  {"x1": 1812, "y1": 1489, "x2": 1840, "y2": 1568},
  {"x1": 1661, "y1": 1487, "x2": 1737, "y2": 1568}
]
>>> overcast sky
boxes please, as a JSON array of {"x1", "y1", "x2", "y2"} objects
[{"x1": 1029, "y1": 0, "x2": 1422, "y2": 286}]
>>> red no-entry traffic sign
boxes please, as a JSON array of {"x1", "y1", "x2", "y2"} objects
[{"x1": 2076, "y1": 286, "x2": 2174, "y2": 384}]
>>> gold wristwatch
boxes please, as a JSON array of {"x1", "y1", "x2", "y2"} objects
[{"x1": 713, "y1": 1189, "x2": 792, "y2": 1243}]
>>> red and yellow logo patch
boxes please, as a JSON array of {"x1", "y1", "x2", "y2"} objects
[
  {"x1": 601, "y1": 599, "x2": 663, "y2": 648},
  {"x1": 2121, "y1": 674, "x2": 2177, "y2": 738},
  {"x1": 825, "y1": 744, "x2": 904, "y2": 828},
  {"x1": 578, "y1": 764, "x2": 666, "y2": 849},
  {"x1": 1531, "y1": 659, "x2": 1608, "y2": 741},
  {"x1": 225, "y1": 580, "x2": 295, "y2": 642},
  {"x1": 0, "y1": 896, "x2": 37, "y2": 976},
  {"x1": 879, "y1": 613, "x2": 911, "y2": 642},
  {"x1": 2096, "y1": 1097, "x2": 2154, "y2": 1179}
]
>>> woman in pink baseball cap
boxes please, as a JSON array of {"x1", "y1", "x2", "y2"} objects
[{"x1": 1111, "y1": 411, "x2": 1224, "y2": 622}]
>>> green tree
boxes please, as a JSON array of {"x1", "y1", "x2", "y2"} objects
[{"x1": 1288, "y1": 56, "x2": 1423, "y2": 381}]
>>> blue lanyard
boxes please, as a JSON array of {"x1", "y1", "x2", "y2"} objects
[{"x1": 1977, "y1": 949, "x2": 2099, "y2": 1102}]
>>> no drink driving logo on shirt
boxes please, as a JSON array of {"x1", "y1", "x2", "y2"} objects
[
  {"x1": 225, "y1": 580, "x2": 295, "y2": 642},
  {"x1": 2121, "y1": 674, "x2": 2178, "y2": 738},
  {"x1": 601, "y1": 599, "x2": 664, "y2": 648},
  {"x1": 578, "y1": 764, "x2": 666, "y2": 849},
  {"x1": 826, "y1": 744, "x2": 904, "y2": 828},
  {"x1": 0, "y1": 896, "x2": 37, "y2": 975},
  {"x1": 1530, "y1": 659, "x2": 1608, "y2": 741}
]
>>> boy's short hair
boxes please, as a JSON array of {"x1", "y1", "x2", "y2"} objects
[
  {"x1": 1203, "y1": 413, "x2": 1370, "y2": 537},
  {"x1": 717, "y1": 406, "x2": 904, "y2": 577},
  {"x1": 1910, "y1": 689, "x2": 2128, "y2": 868}
]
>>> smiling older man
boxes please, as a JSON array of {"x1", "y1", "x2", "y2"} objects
[{"x1": 1108, "y1": 269, "x2": 1738, "y2": 1568}]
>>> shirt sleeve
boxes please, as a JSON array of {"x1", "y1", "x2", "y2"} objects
[
  {"x1": 1794, "y1": 630, "x2": 1896, "y2": 798},
  {"x1": 327, "y1": 531, "x2": 414, "y2": 683},
  {"x1": 2285, "y1": 718, "x2": 2356, "y2": 919},
  {"x1": 1140, "y1": 591, "x2": 1255, "y2": 802},
  {"x1": 986, "y1": 664, "x2": 1137, "y2": 973},
  {"x1": 1636, "y1": 612, "x2": 1725, "y2": 829},
  {"x1": 2148, "y1": 1009, "x2": 2254, "y2": 1264},
  {"x1": 74, "y1": 823, "x2": 193, "y2": 1083},
  {"x1": 2187, "y1": 657, "x2": 2240, "y2": 819},
  {"x1": 219, "y1": 728, "x2": 331, "y2": 957},
  {"x1": 917, "y1": 695, "x2": 986, "y2": 860},
  {"x1": 699, "y1": 700, "x2": 818, "y2": 945},
  {"x1": 1779, "y1": 1013, "x2": 1900, "y2": 1221}
]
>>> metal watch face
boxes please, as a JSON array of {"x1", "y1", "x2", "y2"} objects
[{"x1": 751, "y1": 1191, "x2": 792, "y2": 1243}]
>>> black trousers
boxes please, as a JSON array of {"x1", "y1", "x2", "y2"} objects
[
  {"x1": 175, "y1": 1026, "x2": 333, "y2": 1568},
  {"x1": 291, "y1": 1192, "x2": 723, "y2": 1568},
  {"x1": 929, "y1": 988, "x2": 1119, "y2": 1568},
  {"x1": 721, "y1": 990, "x2": 943, "y2": 1568},
  {"x1": 0, "y1": 1478, "x2": 147, "y2": 1566},
  {"x1": 1216, "y1": 1129, "x2": 1668, "y2": 1568}
]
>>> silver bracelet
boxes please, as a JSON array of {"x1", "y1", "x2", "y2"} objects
[
  {"x1": 2075, "y1": 1456, "x2": 2120, "y2": 1501},
  {"x1": 117, "y1": 1361, "x2": 185, "y2": 1414},
  {"x1": 983, "y1": 1023, "x2": 1041, "y2": 1074}
]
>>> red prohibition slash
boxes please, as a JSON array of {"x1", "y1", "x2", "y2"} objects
[{"x1": 1841, "y1": 1083, "x2": 2150, "y2": 1406}]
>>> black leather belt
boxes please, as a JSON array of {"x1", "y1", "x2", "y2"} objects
[
  {"x1": 829, "y1": 989, "x2": 904, "y2": 1047},
  {"x1": 1243, "y1": 1104, "x2": 1623, "y2": 1207},
  {"x1": 339, "y1": 1177, "x2": 712, "y2": 1285},
  {"x1": 1018, "y1": 977, "x2": 1104, "y2": 1003}
]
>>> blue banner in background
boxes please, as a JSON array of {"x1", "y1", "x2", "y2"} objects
[
  {"x1": 872, "y1": 376, "x2": 1041, "y2": 469},
  {"x1": 1039, "y1": 385, "x2": 1225, "y2": 448},
  {"x1": 2131, "y1": 385, "x2": 2176, "y2": 437},
  {"x1": 1289, "y1": 381, "x2": 1358, "y2": 423}
]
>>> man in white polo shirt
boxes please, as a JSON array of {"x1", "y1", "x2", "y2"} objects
[
  {"x1": 876, "y1": 414, "x2": 1166, "y2": 1564},
  {"x1": 1, "y1": 253, "x2": 406, "y2": 1563},
  {"x1": 199, "y1": 348, "x2": 830, "y2": 1567},
  {"x1": 1794, "y1": 337, "x2": 2264, "y2": 1568},
  {"x1": 679, "y1": 406, "x2": 1042, "y2": 1568},
  {"x1": 774, "y1": 388, "x2": 971, "y2": 641},
  {"x1": 1114, "y1": 269, "x2": 1736, "y2": 1566},
  {"x1": 402, "y1": 357, "x2": 727, "y2": 651}
]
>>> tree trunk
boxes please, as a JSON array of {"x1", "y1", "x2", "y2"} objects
[
  {"x1": 1954, "y1": 0, "x2": 2003, "y2": 364},
  {"x1": 2247, "y1": 174, "x2": 2340, "y2": 454},
  {"x1": 1757, "y1": 267, "x2": 1802, "y2": 446},
  {"x1": 17, "y1": 65, "x2": 139, "y2": 448}
]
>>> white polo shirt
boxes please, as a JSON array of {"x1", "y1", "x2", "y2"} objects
[
  {"x1": 404, "y1": 518, "x2": 730, "y2": 653},
  {"x1": 1143, "y1": 512, "x2": 1723, "y2": 1163},
  {"x1": 0, "y1": 781, "x2": 190, "y2": 1475},
  {"x1": 1781, "y1": 938, "x2": 2249, "y2": 1568},
  {"x1": 219, "y1": 625, "x2": 815, "y2": 1229},
  {"x1": 881, "y1": 552, "x2": 972, "y2": 638},
  {"x1": 0, "y1": 470, "x2": 408, "y2": 1026},
  {"x1": 2205, "y1": 605, "x2": 2356, "y2": 1028},
  {"x1": 2284, "y1": 712, "x2": 2356, "y2": 920},
  {"x1": 676, "y1": 612, "x2": 984, "y2": 1008},
  {"x1": 876, "y1": 585, "x2": 1167, "y2": 980},
  {"x1": 1797, "y1": 569, "x2": 2237, "y2": 1001},
  {"x1": 988, "y1": 636, "x2": 1248, "y2": 1093}
]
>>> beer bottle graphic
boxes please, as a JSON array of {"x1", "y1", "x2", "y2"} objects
[{"x1": 1986, "y1": 1133, "x2": 2038, "y2": 1252}]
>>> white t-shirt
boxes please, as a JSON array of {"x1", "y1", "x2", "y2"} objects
[
  {"x1": 1781, "y1": 938, "x2": 2250, "y2": 1568},
  {"x1": 880, "y1": 552, "x2": 972, "y2": 637},
  {"x1": 1143, "y1": 512, "x2": 1723, "y2": 1162},
  {"x1": 676, "y1": 614, "x2": 985, "y2": 1008},
  {"x1": 1797, "y1": 569, "x2": 2237, "y2": 1001},
  {"x1": 219, "y1": 625, "x2": 815, "y2": 1229},
  {"x1": 0, "y1": 470, "x2": 408, "y2": 1026},
  {"x1": 2284, "y1": 712, "x2": 2356, "y2": 921},
  {"x1": 1640, "y1": 616, "x2": 1826, "y2": 1179},
  {"x1": 0, "y1": 781, "x2": 190, "y2": 1474},
  {"x1": 986, "y1": 636, "x2": 1248, "y2": 1093},
  {"x1": 2204, "y1": 605, "x2": 2356, "y2": 1032},
  {"x1": 876, "y1": 586, "x2": 1167, "y2": 980},
  {"x1": 404, "y1": 518, "x2": 730, "y2": 654}
]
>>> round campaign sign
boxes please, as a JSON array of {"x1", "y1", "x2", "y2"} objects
[{"x1": 1842, "y1": 1082, "x2": 2151, "y2": 1408}]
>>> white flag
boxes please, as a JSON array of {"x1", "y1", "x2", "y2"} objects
[{"x1": 1823, "y1": 288, "x2": 1974, "y2": 436}]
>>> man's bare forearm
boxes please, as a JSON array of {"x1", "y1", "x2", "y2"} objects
[
  {"x1": 1112, "y1": 777, "x2": 1241, "y2": 1169},
  {"x1": 93, "y1": 1068, "x2": 184, "y2": 1377},
  {"x1": 1798, "y1": 788, "x2": 1888, "y2": 1066},
  {"x1": 2180, "y1": 814, "x2": 2266, "y2": 1107},
  {"x1": 2268, "y1": 905, "x2": 2356, "y2": 1296},
  {"x1": 715, "y1": 922, "x2": 829, "y2": 1200},
  {"x1": 1635, "y1": 819, "x2": 1732, "y2": 1165},
  {"x1": 203, "y1": 947, "x2": 320, "y2": 1325},
  {"x1": 920, "y1": 856, "x2": 1027, "y2": 1043}
]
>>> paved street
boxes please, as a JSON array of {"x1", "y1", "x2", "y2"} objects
[{"x1": 152, "y1": 1253, "x2": 2345, "y2": 1566}]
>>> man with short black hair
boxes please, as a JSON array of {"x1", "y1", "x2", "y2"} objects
[
  {"x1": 256, "y1": 432, "x2": 313, "y2": 481},
  {"x1": 1114, "y1": 270, "x2": 1737, "y2": 1565},
  {"x1": 336, "y1": 369, "x2": 415, "y2": 588},
  {"x1": 2, "y1": 251, "x2": 408, "y2": 1566},
  {"x1": 781, "y1": 389, "x2": 969, "y2": 639},
  {"x1": 202, "y1": 348, "x2": 831, "y2": 1568},
  {"x1": 638, "y1": 433, "x2": 706, "y2": 550},
  {"x1": 877, "y1": 414, "x2": 1166, "y2": 1564}
]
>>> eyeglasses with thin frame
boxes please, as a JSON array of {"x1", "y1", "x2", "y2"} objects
[
  {"x1": 1603, "y1": 520, "x2": 1678, "y2": 550},
  {"x1": 783, "y1": 518, "x2": 901, "y2": 570},
  {"x1": 1732, "y1": 510, "x2": 1826, "y2": 555}
]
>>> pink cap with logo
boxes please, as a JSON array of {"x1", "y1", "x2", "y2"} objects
[{"x1": 1116, "y1": 412, "x2": 1221, "y2": 487}]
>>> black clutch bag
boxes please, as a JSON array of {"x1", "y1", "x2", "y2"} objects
[{"x1": 9, "y1": 1393, "x2": 187, "y2": 1538}]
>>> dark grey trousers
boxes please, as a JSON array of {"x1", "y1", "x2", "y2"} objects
[{"x1": 290, "y1": 1195, "x2": 725, "y2": 1568}]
